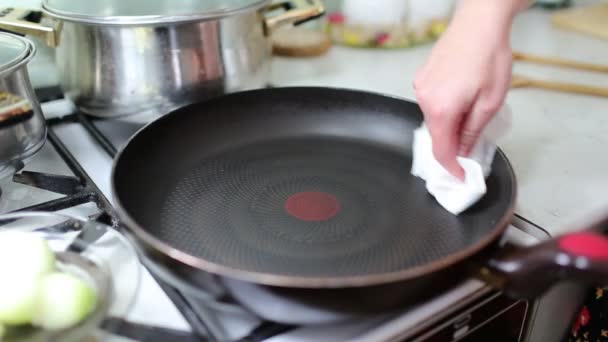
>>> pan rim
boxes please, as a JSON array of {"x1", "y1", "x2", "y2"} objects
[{"x1": 111, "y1": 86, "x2": 517, "y2": 289}]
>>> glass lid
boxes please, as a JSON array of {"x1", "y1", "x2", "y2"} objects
[
  {"x1": 0, "y1": 32, "x2": 30, "y2": 71},
  {"x1": 42, "y1": 0, "x2": 270, "y2": 25}
]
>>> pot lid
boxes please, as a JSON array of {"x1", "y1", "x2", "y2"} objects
[
  {"x1": 42, "y1": 0, "x2": 270, "y2": 25},
  {"x1": 0, "y1": 33, "x2": 30, "y2": 72}
]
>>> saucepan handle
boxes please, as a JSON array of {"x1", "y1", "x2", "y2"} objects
[
  {"x1": 0, "y1": 8, "x2": 61, "y2": 47},
  {"x1": 480, "y1": 216, "x2": 608, "y2": 299},
  {"x1": 263, "y1": 0, "x2": 325, "y2": 34}
]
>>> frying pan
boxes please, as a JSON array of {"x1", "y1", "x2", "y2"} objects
[{"x1": 112, "y1": 87, "x2": 608, "y2": 324}]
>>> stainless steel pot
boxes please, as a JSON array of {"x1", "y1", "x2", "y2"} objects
[
  {"x1": 0, "y1": 32, "x2": 46, "y2": 180},
  {"x1": 0, "y1": 0, "x2": 324, "y2": 122}
]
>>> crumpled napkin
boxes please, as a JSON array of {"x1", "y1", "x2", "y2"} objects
[{"x1": 411, "y1": 104, "x2": 512, "y2": 215}]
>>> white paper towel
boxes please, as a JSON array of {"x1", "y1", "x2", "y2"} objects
[{"x1": 411, "y1": 104, "x2": 512, "y2": 214}]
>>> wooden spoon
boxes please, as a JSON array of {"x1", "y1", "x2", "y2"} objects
[
  {"x1": 510, "y1": 75, "x2": 608, "y2": 98},
  {"x1": 513, "y1": 51, "x2": 608, "y2": 73}
]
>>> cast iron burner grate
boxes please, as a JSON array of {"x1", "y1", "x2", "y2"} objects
[
  {"x1": 10, "y1": 136, "x2": 113, "y2": 215},
  {"x1": 14, "y1": 86, "x2": 291, "y2": 342},
  {"x1": 1, "y1": 87, "x2": 206, "y2": 340}
]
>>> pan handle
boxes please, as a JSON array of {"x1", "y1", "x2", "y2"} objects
[
  {"x1": 0, "y1": 8, "x2": 61, "y2": 47},
  {"x1": 479, "y1": 216, "x2": 608, "y2": 299}
]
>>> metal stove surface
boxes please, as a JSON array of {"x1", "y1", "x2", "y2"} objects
[
  {"x1": 1, "y1": 93, "x2": 550, "y2": 341},
  {"x1": 0, "y1": 143, "x2": 70, "y2": 212}
]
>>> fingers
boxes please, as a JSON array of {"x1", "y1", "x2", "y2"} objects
[
  {"x1": 429, "y1": 114, "x2": 466, "y2": 181},
  {"x1": 459, "y1": 100, "x2": 496, "y2": 156},
  {"x1": 413, "y1": 41, "x2": 512, "y2": 181},
  {"x1": 460, "y1": 52, "x2": 512, "y2": 156},
  {"x1": 415, "y1": 87, "x2": 468, "y2": 181}
]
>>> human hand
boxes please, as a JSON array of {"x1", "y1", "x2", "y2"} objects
[{"x1": 414, "y1": 0, "x2": 521, "y2": 180}]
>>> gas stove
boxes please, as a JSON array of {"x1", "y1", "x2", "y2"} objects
[{"x1": 0, "y1": 87, "x2": 557, "y2": 342}]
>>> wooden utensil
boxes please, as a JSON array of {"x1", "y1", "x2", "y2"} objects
[
  {"x1": 272, "y1": 27, "x2": 332, "y2": 57},
  {"x1": 512, "y1": 51, "x2": 608, "y2": 73},
  {"x1": 511, "y1": 75, "x2": 608, "y2": 97},
  {"x1": 551, "y1": 3, "x2": 608, "y2": 40}
]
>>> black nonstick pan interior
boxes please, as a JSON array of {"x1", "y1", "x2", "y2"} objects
[{"x1": 112, "y1": 87, "x2": 515, "y2": 287}]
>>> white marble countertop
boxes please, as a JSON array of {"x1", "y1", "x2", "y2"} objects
[{"x1": 270, "y1": 2, "x2": 608, "y2": 236}]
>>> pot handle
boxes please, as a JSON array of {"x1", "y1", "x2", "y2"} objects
[
  {"x1": 0, "y1": 8, "x2": 60, "y2": 47},
  {"x1": 264, "y1": 0, "x2": 325, "y2": 33},
  {"x1": 479, "y1": 216, "x2": 608, "y2": 299}
]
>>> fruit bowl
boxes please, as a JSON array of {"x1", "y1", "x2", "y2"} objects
[{"x1": 0, "y1": 212, "x2": 141, "y2": 341}]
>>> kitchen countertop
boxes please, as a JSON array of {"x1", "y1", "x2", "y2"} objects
[{"x1": 270, "y1": 3, "x2": 608, "y2": 236}]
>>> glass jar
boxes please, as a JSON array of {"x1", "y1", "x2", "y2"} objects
[{"x1": 324, "y1": 0, "x2": 455, "y2": 49}]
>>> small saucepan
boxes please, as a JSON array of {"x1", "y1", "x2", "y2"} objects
[{"x1": 0, "y1": 32, "x2": 46, "y2": 181}]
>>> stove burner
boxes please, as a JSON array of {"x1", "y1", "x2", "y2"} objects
[{"x1": 285, "y1": 191, "x2": 340, "y2": 221}]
